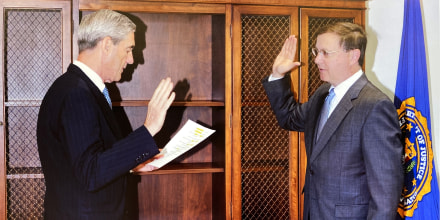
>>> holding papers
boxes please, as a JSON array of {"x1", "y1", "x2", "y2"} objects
[{"x1": 148, "y1": 120, "x2": 215, "y2": 168}]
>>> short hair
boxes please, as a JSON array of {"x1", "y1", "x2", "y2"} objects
[
  {"x1": 316, "y1": 22, "x2": 367, "y2": 66},
  {"x1": 77, "y1": 9, "x2": 136, "y2": 52}
]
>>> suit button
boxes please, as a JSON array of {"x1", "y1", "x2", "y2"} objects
[{"x1": 310, "y1": 169, "x2": 314, "y2": 175}]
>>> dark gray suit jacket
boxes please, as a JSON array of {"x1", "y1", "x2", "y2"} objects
[
  {"x1": 37, "y1": 64, "x2": 160, "y2": 220},
  {"x1": 263, "y1": 74, "x2": 403, "y2": 220}
]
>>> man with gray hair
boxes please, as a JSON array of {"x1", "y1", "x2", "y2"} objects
[{"x1": 37, "y1": 9, "x2": 175, "y2": 219}]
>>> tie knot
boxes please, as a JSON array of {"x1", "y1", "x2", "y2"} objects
[
  {"x1": 327, "y1": 88, "x2": 335, "y2": 100},
  {"x1": 326, "y1": 88, "x2": 335, "y2": 110}
]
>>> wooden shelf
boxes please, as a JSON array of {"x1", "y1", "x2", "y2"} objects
[
  {"x1": 133, "y1": 162, "x2": 224, "y2": 175},
  {"x1": 113, "y1": 100, "x2": 225, "y2": 107}
]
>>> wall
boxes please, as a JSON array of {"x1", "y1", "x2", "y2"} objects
[{"x1": 365, "y1": 0, "x2": 440, "y2": 187}]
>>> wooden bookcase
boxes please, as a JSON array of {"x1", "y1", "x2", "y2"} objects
[
  {"x1": 0, "y1": 0, "x2": 365, "y2": 219},
  {"x1": 86, "y1": 9, "x2": 231, "y2": 219}
]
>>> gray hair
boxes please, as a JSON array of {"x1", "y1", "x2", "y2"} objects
[{"x1": 78, "y1": 9, "x2": 136, "y2": 52}]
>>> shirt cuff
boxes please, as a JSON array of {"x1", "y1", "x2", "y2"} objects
[{"x1": 268, "y1": 74, "x2": 284, "y2": 82}]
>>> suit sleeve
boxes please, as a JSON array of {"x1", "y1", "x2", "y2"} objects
[
  {"x1": 61, "y1": 87, "x2": 159, "y2": 191},
  {"x1": 262, "y1": 75, "x2": 309, "y2": 132},
  {"x1": 361, "y1": 98, "x2": 403, "y2": 219}
]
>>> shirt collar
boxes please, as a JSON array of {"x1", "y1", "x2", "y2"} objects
[
  {"x1": 330, "y1": 69, "x2": 363, "y2": 97},
  {"x1": 73, "y1": 60, "x2": 106, "y2": 92}
]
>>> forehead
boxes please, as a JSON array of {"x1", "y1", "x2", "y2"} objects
[{"x1": 316, "y1": 32, "x2": 341, "y2": 49}]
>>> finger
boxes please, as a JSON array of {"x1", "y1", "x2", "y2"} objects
[
  {"x1": 286, "y1": 36, "x2": 297, "y2": 60},
  {"x1": 164, "y1": 91, "x2": 176, "y2": 110},
  {"x1": 137, "y1": 164, "x2": 157, "y2": 172},
  {"x1": 281, "y1": 36, "x2": 291, "y2": 56},
  {"x1": 155, "y1": 154, "x2": 165, "y2": 159},
  {"x1": 150, "y1": 78, "x2": 173, "y2": 108},
  {"x1": 150, "y1": 78, "x2": 168, "y2": 102},
  {"x1": 152, "y1": 78, "x2": 172, "y2": 100}
]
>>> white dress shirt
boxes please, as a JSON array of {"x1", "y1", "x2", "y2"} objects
[
  {"x1": 73, "y1": 60, "x2": 106, "y2": 93},
  {"x1": 327, "y1": 69, "x2": 363, "y2": 116}
]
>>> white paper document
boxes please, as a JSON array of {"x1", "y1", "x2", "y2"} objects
[{"x1": 148, "y1": 119, "x2": 215, "y2": 168}]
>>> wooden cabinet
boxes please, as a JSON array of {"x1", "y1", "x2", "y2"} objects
[
  {"x1": 96, "y1": 9, "x2": 231, "y2": 219},
  {"x1": 0, "y1": 0, "x2": 365, "y2": 219},
  {"x1": 0, "y1": 0, "x2": 72, "y2": 219},
  {"x1": 231, "y1": 5, "x2": 300, "y2": 219}
]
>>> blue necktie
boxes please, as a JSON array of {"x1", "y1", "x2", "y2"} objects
[
  {"x1": 103, "y1": 87, "x2": 112, "y2": 108},
  {"x1": 317, "y1": 88, "x2": 335, "y2": 138}
]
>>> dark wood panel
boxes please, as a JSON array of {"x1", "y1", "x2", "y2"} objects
[
  {"x1": 134, "y1": 174, "x2": 213, "y2": 219},
  {"x1": 113, "y1": 106, "x2": 217, "y2": 163},
  {"x1": 106, "y1": 12, "x2": 220, "y2": 102}
]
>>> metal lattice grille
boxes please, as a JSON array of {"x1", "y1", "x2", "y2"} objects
[
  {"x1": 241, "y1": 16, "x2": 290, "y2": 102},
  {"x1": 7, "y1": 178, "x2": 45, "y2": 220},
  {"x1": 6, "y1": 107, "x2": 41, "y2": 169},
  {"x1": 241, "y1": 106, "x2": 290, "y2": 219},
  {"x1": 4, "y1": 8, "x2": 63, "y2": 220},
  {"x1": 241, "y1": 15, "x2": 290, "y2": 219},
  {"x1": 307, "y1": 17, "x2": 354, "y2": 96},
  {"x1": 5, "y1": 9, "x2": 62, "y2": 101}
]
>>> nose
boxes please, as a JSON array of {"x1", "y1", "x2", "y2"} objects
[
  {"x1": 314, "y1": 53, "x2": 322, "y2": 65},
  {"x1": 127, "y1": 52, "x2": 134, "y2": 64},
  {"x1": 314, "y1": 53, "x2": 324, "y2": 64}
]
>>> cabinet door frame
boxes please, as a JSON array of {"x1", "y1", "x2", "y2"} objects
[
  {"x1": 231, "y1": 5, "x2": 300, "y2": 220},
  {"x1": 298, "y1": 7, "x2": 364, "y2": 220},
  {"x1": 0, "y1": 0, "x2": 72, "y2": 218}
]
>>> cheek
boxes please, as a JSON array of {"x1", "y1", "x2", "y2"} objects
[{"x1": 120, "y1": 53, "x2": 129, "y2": 64}]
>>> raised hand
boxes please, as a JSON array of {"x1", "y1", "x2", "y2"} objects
[
  {"x1": 144, "y1": 77, "x2": 176, "y2": 136},
  {"x1": 272, "y1": 35, "x2": 301, "y2": 78}
]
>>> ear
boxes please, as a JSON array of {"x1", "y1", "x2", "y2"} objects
[
  {"x1": 350, "y1": 49, "x2": 361, "y2": 65},
  {"x1": 101, "y1": 36, "x2": 113, "y2": 55}
]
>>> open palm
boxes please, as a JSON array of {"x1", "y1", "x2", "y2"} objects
[{"x1": 272, "y1": 35, "x2": 301, "y2": 78}]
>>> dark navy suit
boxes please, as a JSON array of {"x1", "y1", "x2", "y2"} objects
[{"x1": 37, "y1": 64, "x2": 159, "y2": 219}]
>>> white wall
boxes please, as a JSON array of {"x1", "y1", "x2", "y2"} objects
[{"x1": 365, "y1": 0, "x2": 440, "y2": 187}]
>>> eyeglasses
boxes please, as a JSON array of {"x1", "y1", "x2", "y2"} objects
[{"x1": 311, "y1": 48, "x2": 342, "y2": 57}]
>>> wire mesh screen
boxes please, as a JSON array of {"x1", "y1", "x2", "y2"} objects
[
  {"x1": 4, "y1": 8, "x2": 63, "y2": 219},
  {"x1": 307, "y1": 17, "x2": 354, "y2": 96},
  {"x1": 240, "y1": 15, "x2": 291, "y2": 219},
  {"x1": 5, "y1": 9, "x2": 62, "y2": 101}
]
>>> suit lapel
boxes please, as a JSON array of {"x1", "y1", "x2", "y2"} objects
[
  {"x1": 309, "y1": 74, "x2": 368, "y2": 163},
  {"x1": 70, "y1": 65, "x2": 123, "y2": 139}
]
